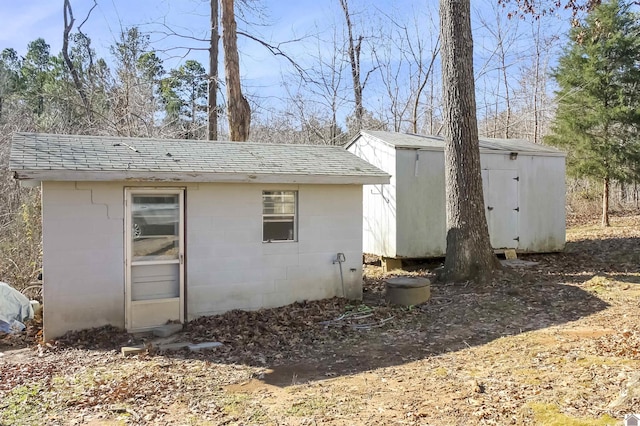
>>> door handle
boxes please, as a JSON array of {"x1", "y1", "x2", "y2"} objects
[{"x1": 179, "y1": 254, "x2": 184, "y2": 264}]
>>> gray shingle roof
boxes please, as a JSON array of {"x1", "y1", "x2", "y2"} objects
[
  {"x1": 10, "y1": 133, "x2": 390, "y2": 184},
  {"x1": 353, "y1": 130, "x2": 565, "y2": 155}
]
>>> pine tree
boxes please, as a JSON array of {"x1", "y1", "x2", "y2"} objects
[{"x1": 546, "y1": 0, "x2": 640, "y2": 227}]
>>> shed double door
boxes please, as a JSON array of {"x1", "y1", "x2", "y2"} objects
[
  {"x1": 482, "y1": 170, "x2": 519, "y2": 249},
  {"x1": 125, "y1": 188, "x2": 185, "y2": 332}
]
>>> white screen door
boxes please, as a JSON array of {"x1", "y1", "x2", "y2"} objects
[{"x1": 125, "y1": 188, "x2": 184, "y2": 332}]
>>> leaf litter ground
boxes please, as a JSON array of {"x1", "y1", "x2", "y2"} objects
[{"x1": 1, "y1": 215, "x2": 640, "y2": 425}]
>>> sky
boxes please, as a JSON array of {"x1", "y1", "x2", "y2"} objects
[
  {"x1": 1, "y1": 0, "x2": 526, "y2": 74},
  {"x1": 0, "y1": 0, "x2": 573, "y2": 126},
  {"x1": 0, "y1": 0, "x2": 356, "y2": 68},
  {"x1": 0, "y1": 0, "x2": 371, "y2": 97}
]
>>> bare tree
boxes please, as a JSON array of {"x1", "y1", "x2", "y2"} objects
[
  {"x1": 477, "y1": 4, "x2": 521, "y2": 138},
  {"x1": 305, "y1": 24, "x2": 349, "y2": 144},
  {"x1": 62, "y1": 0, "x2": 97, "y2": 118},
  {"x1": 339, "y1": 0, "x2": 362, "y2": 131},
  {"x1": 208, "y1": 0, "x2": 219, "y2": 140},
  {"x1": 514, "y1": 19, "x2": 558, "y2": 143},
  {"x1": 369, "y1": 9, "x2": 440, "y2": 134},
  {"x1": 439, "y1": 0, "x2": 500, "y2": 284},
  {"x1": 338, "y1": 0, "x2": 379, "y2": 133},
  {"x1": 221, "y1": 0, "x2": 251, "y2": 141},
  {"x1": 399, "y1": 10, "x2": 441, "y2": 134}
]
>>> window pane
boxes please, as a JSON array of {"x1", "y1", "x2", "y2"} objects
[
  {"x1": 262, "y1": 190, "x2": 296, "y2": 242},
  {"x1": 263, "y1": 216, "x2": 295, "y2": 242},
  {"x1": 263, "y1": 191, "x2": 295, "y2": 215},
  {"x1": 132, "y1": 194, "x2": 180, "y2": 261}
]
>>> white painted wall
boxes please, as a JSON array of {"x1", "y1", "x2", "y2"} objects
[
  {"x1": 42, "y1": 181, "x2": 126, "y2": 340},
  {"x1": 349, "y1": 136, "x2": 566, "y2": 258},
  {"x1": 186, "y1": 183, "x2": 364, "y2": 318},
  {"x1": 41, "y1": 181, "x2": 364, "y2": 339},
  {"x1": 347, "y1": 135, "x2": 397, "y2": 257}
]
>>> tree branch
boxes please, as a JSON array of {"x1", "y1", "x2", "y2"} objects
[
  {"x1": 62, "y1": 0, "x2": 91, "y2": 116},
  {"x1": 236, "y1": 30, "x2": 311, "y2": 83}
]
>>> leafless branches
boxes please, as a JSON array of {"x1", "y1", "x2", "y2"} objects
[{"x1": 62, "y1": 0, "x2": 97, "y2": 117}]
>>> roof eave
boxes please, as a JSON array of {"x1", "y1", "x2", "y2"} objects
[
  {"x1": 394, "y1": 145, "x2": 565, "y2": 156},
  {"x1": 12, "y1": 170, "x2": 390, "y2": 185}
]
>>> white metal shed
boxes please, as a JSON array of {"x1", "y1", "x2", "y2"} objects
[
  {"x1": 10, "y1": 133, "x2": 389, "y2": 339},
  {"x1": 346, "y1": 130, "x2": 566, "y2": 259}
]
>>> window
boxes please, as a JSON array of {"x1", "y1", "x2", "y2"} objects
[{"x1": 263, "y1": 191, "x2": 297, "y2": 242}]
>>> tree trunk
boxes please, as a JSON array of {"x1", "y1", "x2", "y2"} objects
[
  {"x1": 501, "y1": 63, "x2": 511, "y2": 138},
  {"x1": 339, "y1": 0, "x2": 363, "y2": 131},
  {"x1": 532, "y1": 20, "x2": 541, "y2": 144},
  {"x1": 63, "y1": 0, "x2": 92, "y2": 118},
  {"x1": 221, "y1": 0, "x2": 250, "y2": 141},
  {"x1": 208, "y1": 0, "x2": 219, "y2": 140},
  {"x1": 439, "y1": 0, "x2": 500, "y2": 284},
  {"x1": 602, "y1": 176, "x2": 610, "y2": 227}
]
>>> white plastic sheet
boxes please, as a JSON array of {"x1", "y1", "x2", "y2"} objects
[{"x1": 0, "y1": 282, "x2": 34, "y2": 333}]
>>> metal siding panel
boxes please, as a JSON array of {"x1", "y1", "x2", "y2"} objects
[
  {"x1": 484, "y1": 170, "x2": 519, "y2": 249},
  {"x1": 516, "y1": 155, "x2": 566, "y2": 252},
  {"x1": 131, "y1": 264, "x2": 180, "y2": 300},
  {"x1": 396, "y1": 150, "x2": 447, "y2": 257},
  {"x1": 349, "y1": 135, "x2": 397, "y2": 257}
]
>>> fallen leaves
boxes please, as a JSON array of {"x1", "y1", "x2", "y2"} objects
[
  {"x1": 1, "y1": 214, "x2": 640, "y2": 425},
  {"x1": 592, "y1": 330, "x2": 640, "y2": 359}
]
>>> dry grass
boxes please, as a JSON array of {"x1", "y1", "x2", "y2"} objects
[{"x1": 2, "y1": 217, "x2": 640, "y2": 425}]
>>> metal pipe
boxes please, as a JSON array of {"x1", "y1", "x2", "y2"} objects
[{"x1": 333, "y1": 252, "x2": 346, "y2": 297}]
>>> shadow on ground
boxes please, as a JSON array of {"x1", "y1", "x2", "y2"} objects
[
  {"x1": 257, "y1": 278, "x2": 608, "y2": 387},
  {"x1": 22, "y1": 234, "x2": 638, "y2": 388}
]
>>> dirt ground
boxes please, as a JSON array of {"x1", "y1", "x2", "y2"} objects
[{"x1": 1, "y1": 215, "x2": 640, "y2": 425}]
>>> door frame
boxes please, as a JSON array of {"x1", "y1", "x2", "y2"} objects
[{"x1": 124, "y1": 187, "x2": 185, "y2": 332}]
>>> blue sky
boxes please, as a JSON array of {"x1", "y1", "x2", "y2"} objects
[
  {"x1": 0, "y1": 0, "x2": 350, "y2": 64},
  {"x1": 0, "y1": 0, "x2": 571, "y2": 127},
  {"x1": 0, "y1": 0, "x2": 366, "y2": 93}
]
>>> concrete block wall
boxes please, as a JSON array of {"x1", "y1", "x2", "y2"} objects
[
  {"x1": 42, "y1": 181, "x2": 126, "y2": 340},
  {"x1": 41, "y1": 181, "x2": 364, "y2": 338},
  {"x1": 186, "y1": 183, "x2": 364, "y2": 318}
]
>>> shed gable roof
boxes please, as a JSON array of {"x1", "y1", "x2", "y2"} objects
[
  {"x1": 349, "y1": 130, "x2": 565, "y2": 156},
  {"x1": 10, "y1": 133, "x2": 390, "y2": 184}
]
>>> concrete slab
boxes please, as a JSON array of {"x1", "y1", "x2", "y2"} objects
[
  {"x1": 504, "y1": 249, "x2": 517, "y2": 260},
  {"x1": 152, "y1": 323, "x2": 183, "y2": 338},
  {"x1": 121, "y1": 345, "x2": 146, "y2": 356},
  {"x1": 156, "y1": 341, "x2": 190, "y2": 351},
  {"x1": 501, "y1": 259, "x2": 539, "y2": 268},
  {"x1": 188, "y1": 342, "x2": 223, "y2": 351},
  {"x1": 382, "y1": 257, "x2": 403, "y2": 273}
]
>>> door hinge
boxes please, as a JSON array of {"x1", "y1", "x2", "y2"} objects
[{"x1": 179, "y1": 253, "x2": 184, "y2": 264}]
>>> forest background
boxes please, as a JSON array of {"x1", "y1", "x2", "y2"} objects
[{"x1": 0, "y1": 0, "x2": 638, "y2": 289}]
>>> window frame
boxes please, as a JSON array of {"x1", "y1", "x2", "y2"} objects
[{"x1": 262, "y1": 190, "x2": 298, "y2": 243}]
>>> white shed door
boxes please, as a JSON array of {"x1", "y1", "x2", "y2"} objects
[
  {"x1": 125, "y1": 188, "x2": 184, "y2": 332},
  {"x1": 482, "y1": 170, "x2": 519, "y2": 249}
]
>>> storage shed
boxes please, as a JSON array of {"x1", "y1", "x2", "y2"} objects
[
  {"x1": 10, "y1": 133, "x2": 389, "y2": 339},
  {"x1": 346, "y1": 130, "x2": 566, "y2": 259}
]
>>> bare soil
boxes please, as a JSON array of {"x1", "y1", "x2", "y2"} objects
[{"x1": 1, "y1": 216, "x2": 640, "y2": 425}]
